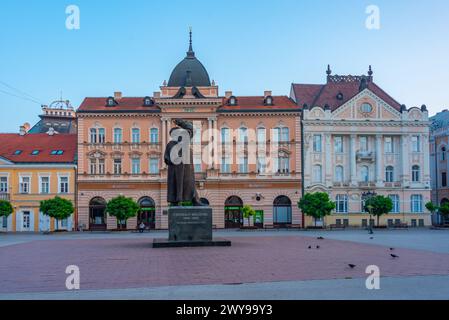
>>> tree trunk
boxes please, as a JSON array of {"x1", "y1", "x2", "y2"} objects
[
  {"x1": 314, "y1": 217, "x2": 317, "y2": 227},
  {"x1": 377, "y1": 215, "x2": 380, "y2": 227}
]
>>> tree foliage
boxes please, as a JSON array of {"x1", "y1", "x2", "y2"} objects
[
  {"x1": 0, "y1": 200, "x2": 13, "y2": 218},
  {"x1": 106, "y1": 195, "x2": 139, "y2": 229},
  {"x1": 40, "y1": 196, "x2": 74, "y2": 230},
  {"x1": 364, "y1": 195, "x2": 393, "y2": 226},
  {"x1": 242, "y1": 204, "x2": 256, "y2": 226},
  {"x1": 425, "y1": 201, "x2": 438, "y2": 214},
  {"x1": 298, "y1": 192, "x2": 335, "y2": 226},
  {"x1": 439, "y1": 203, "x2": 449, "y2": 218}
]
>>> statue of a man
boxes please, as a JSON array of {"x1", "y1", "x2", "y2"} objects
[{"x1": 164, "y1": 119, "x2": 206, "y2": 207}]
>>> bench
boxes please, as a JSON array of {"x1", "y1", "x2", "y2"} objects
[
  {"x1": 329, "y1": 224, "x2": 346, "y2": 230},
  {"x1": 287, "y1": 224, "x2": 302, "y2": 230}
]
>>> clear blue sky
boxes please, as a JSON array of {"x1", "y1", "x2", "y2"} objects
[{"x1": 1, "y1": 0, "x2": 448, "y2": 132}]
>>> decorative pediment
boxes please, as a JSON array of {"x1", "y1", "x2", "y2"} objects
[
  {"x1": 0, "y1": 156, "x2": 13, "y2": 165},
  {"x1": 309, "y1": 107, "x2": 326, "y2": 119}
]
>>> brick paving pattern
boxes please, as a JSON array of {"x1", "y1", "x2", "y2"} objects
[{"x1": 1, "y1": 236, "x2": 449, "y2": 293}]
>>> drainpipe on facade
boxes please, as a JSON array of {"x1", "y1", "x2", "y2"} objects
[{"x1": 300, "y1": 109, "x2": 305, "y2": 228}]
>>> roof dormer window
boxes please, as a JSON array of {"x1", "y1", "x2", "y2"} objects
[
  {"x1": 143, "y1": 97, "x2": 153, "y2": 106},
  {"x1": 264, "y1": 96, "x2": 274, "y2": 106},
  {"x1": 106, "y1": 97, "x2": 116, "y2": 107},
  {"x1": 228, "y1": 96, "x2": 237, "y2": 106}
]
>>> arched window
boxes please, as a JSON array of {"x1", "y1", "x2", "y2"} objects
[
  {"x1": 150, "y1": 128, "x2": 159, "y2": 144},
  {"x1": 412, "y1": 165, "x2": 420, "y2": 182},
  {"x1": 442, "y1": 147, "x2": 446, "y2": 161},
  {"x1": 385, "y1": 166, "x2": 394, "y2": 183},
  {"x1": 273, "y1": 196, "x2": 292, "y2": 225},
  {"x1": 138, "y1": 197, "x2": 156, "y2": 229},
  {"x1": 114, "y1": 128, "x2": 122, "y2": 144},
  {"x1": 89, "y1": 197, "x2": 107, "y2": 229},
  {"x1": 360, "y1": 166, "x2": 369, "y2": 182},
  {"x1": 313, "y1": 165, "x2": 322, "y2": 183},
  {"x1": 238, "y1": 127, "x2": 248, "y2": 144},
  {"x1": 132, "y1": 128, "x2": 140, "y2": 144},
  {"x1": 335, "y1": 166, "x2": 344, "y2": 182}
]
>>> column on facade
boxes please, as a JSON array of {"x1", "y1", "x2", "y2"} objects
[
  {"x1": 304, "y1": 134, "x2": 311, "y2": 187},
  {"x1": 324, "y1": 133, "x2": 332, "y2": 186},
  {"x1": 161, "y1": 118, "x2": 167, "y2": 168},
  {"x1": 213, "y1": 118, "x2": 218, "y2": 170},
  {"x1": 423, "y1": 133, "x2": 430, "y2": 185},
  {"x1": 375, "y1": 134, "x2": 382, "y2": 186},
  {"x1": 207, "y1": 118, "x2": 213, "y2": 169},
  {"x1": 350, "y1": 134, "x2": 357, "y2": 186},
  {"x1": 401, "y1": 134, "x2": 410, "y2": 186}
]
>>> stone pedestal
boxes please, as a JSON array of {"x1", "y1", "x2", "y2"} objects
[{"x1": 152, "y1": 207, "x2": 231, "y2": 248}]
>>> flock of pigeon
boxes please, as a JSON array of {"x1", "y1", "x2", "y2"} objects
[{"x1": 307, "y1": 235, "x2": 399, "y2": 270}]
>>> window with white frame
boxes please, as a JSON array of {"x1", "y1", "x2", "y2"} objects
[
  {"x1": 257, "y1": 128, "x2": 266, "y2": 146},
  {"x1": 272, "y1": 127, "x2": 280, "y2": 144},
  {"x1": 238, "y1": 127, "x2": 248, "y2": 144},
  {"x1": 313, "y1": 135, "x2": 322, "y2": 152},
  {"x1": 89, "y1": 159, "x2": 97, "y2": 174},
  {"x1": 193, "y1": 123, "x2": 201, "y2": 144},
  {"x1": 389, "y1": 194, "x2": 400, "y2": 213},
  {"x1": 411, "y1": 194, "x2": 423, "y2": 213},
  {"x1": 412, "y1": 165, "x2": 420, "y2": 182},
  {"x1": 132, "y1": 128, "x2": 140, "y2": 144},
  {"x1": 221, "y1": 128, "x2": 230, "y2": 145},
  {"x1": 335, "y1": 166, "x2": 344, "y2": 182},
  {"x1": 257, "y1": 155, "x2": 266, "y2": 174},
  {"x1": 221, "y1": 156, "x2": 231, "y2": 173},
  {"x1": 281, "y1": 127, "x2": 289, "y2": 143},
  {"x1": 360, "y1": 166, "x2": 369, "y2": 182},
  {"x1": 59, "y1": 176, "x2": 69, "y2": 194},
  {"x1": 90, "y1": 128, "x2": 97, "y2": 144},
  {"x1": 313, "y1": 165, "x2": 322, "y2": 183},
  {"x1": 411, "y1": 136, "x2": 420, "y2": 152},
  {"x1": 238, "y1": 156, "x2": 248, "y2": 173},
  {"x1": 0, "y1": 177, "x2": 7, "y2": 193},
  {"x1": 114, "y1": 128, "x2": 123, "y2": 144},
  {"x1": 114, "y1": 158, "x2": 122, "y2": 175},
  {"x1": 2, "y1": 216, "x2": 7, "y2": 228},
  {"x1": 194, "y1": 154, "x2": 202, "y2": 172},
  {"x1": 334, "y1": 136, "x2": 343, "y2": 153},
  {"x1": 360, "y1": 136, "x2": 368, "y2": 152},
  {"x1": 40, "y1": 176, "x2": 50, "y2": 194},
  {"x1": 19, "y1": 176, "x2": 30, "y2": 194},
  {"x1": 149, "y1": 158, "x2": 159, "y2": 174},
  {"x1": 98, "y1": 159, "x2": 105, "y2": 175},
  {"x1": 384, "y1": 137, "x2": 393, "y2": 153},
  {"x1": 150, "y1": 128, "x2": 159, "y2": 144},
  {"x1": 98, "y1": 128, "x2": 105, "y2": 143},
  {"x1": 132, "y1": 158, "x2": 141, "y2": 174},
  {"x1": 335, "y1": 194, "x2": 348, "y2": 213},
  {"x1": 385, "y1": 166, "x2": 394, "y2": 183},
  {"x1": 278, "y1": 152, "x2": 290, "y2": 174}
]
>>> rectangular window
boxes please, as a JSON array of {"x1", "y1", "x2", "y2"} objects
[
  {"x1": 98, "y1": 128, "x2": 105, "y2": 143},
  {"x1": 384, "y1": 137, "x2": 393, "y2": 153},
  {"x1": 89, "y1": 159, "x2": 97, "y2": 175},
  {"x1": 20, "y1": 176, "x2": 30, "y2": 194},
  {"x1": 194, "y1": 155, "x2": 202, "y2": 172},
  {"x1": 239, "y1": 128, "x2": 248, "y2": 144},
  {"x1": 411, "y1": 136, "x2": 420, "y2": 152},
  {"x1": 389, "y1": 195, "x2": 400, "y2": 213},
  {"x1": 257, "y1": 128, "x2": 266, "y2": 145},
  {"x1": 2, "y1": 216, "x2": 7, "y2": 228},
  {"x1": 281, "y1": 127, "x2": 289, "y2": 143},
  {"x1": 411, "y1": 195, "x2": 423, "y2": 213},
  {"x1": 257, "y1": 156, "x2": 266, "y2": 174},
  {"x1": 313, "y1": 135, "x2": 322, "y2": 152},
  {"x1": 40, "y1": 176, "x2": 50, "y2": 194},
  {"x1": 443, "y1": 172, "x2": 447, "y2": 187},
  {"x1": 98, "y1": 159, "x2": 105, "y2": 175},
  {"x1": 334, "y1": 136, "x2": 343, "y2": 153},
  {"x1": 114, "y1": 159, "x2": 122, "y2": 175},
  {"x1": 23, "y1": 212, "x2": 30, "y2": 229},
  {"x1": 150, "y1": 128, "x2": 159, "y2": 144},
  {"x1": 90, "y1": 128, "x2": 97, "y2": 144},
  {"x1": 132, "y1": 128, "x2": 140, "y2": 144},
  {"x1": 360, "y1": 136, "x2": 368, "y2": 152},
  {"x1": 335, "y1": 195, "x2": 348, "y2": 213},
  {"x1": 221, "y1": 157, "x2": 231, "y2": 173},
  {"x1": 279, "y1": 155, "x2": 290, "y2": 173},
  {"x1": 238, "y1": 156, "x2": 248, "y2": 173},
  {"x1": 221, "y1": 128, "x2": 230, "y2": 145},
  {"x1": 59, "y1": 177, "x2": 69, "y2": 194},
  {"x1": 114, "y1": 128, "x2": 122, "y2": 144},
  {"x1": 132, "y1": 158, "x2": 141, "y2": 174},
  {"x1": 149, "y1": 158, "x2": 159, "y2": 174},
  {"x1": 0, "y1": 177, "x2": 7, "y2": 193}
]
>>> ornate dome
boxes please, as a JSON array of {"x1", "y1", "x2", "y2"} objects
[{"x1": 167, "y1": 30, "x2": 211, "y2": 87}]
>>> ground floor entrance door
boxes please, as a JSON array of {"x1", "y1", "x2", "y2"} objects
[{"x1": 225, "y1": 207, "x2": 243, "y2": 228}]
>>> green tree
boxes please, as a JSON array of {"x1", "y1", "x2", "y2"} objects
[
  {"x1": 439, "y1": 203, "x2": 449, "y2": 224},
  {"x1": 364, "y1": 195, "x2": 393, "y2": 227},
  {"x1": 40, "y1": 196, "x2": 74, "y2": 231},
  {"x1": 0, "y1": 200, "x2": 13, "y2": 221},
  {"x1": 425, "y1": 201, "x2": 439, "y2": 215},
  {"x1": 298, "y1": 192, "x2": 335, "y2": 227},
  {"x1": 106, "y1": 195, "x2": 139, "y2": 230},
  {"x1": 242, "y1": 204, "x2": 256, "y2": 227}
]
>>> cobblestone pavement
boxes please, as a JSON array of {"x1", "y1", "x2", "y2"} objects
[{"x1": 1, "y1": 232, "x2": 449, "y2": 295}]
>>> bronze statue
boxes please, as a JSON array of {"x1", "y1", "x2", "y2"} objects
[{"x1": 164, "y1": 119, "x2": 206, "y2": 207}]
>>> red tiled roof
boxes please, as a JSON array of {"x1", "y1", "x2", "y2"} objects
[
  {"x1": 78, "y1": 98, "x2": 160, "y2": 112},
  {"x1": 218, "y1": 96, "x2": 299, "y2": 112},
  {"x1": 292, "y1": 80, "x2": 402, "y2": 112},
  {"x1": 0, "y1": 134, "x2": 77, "y2": 164}
]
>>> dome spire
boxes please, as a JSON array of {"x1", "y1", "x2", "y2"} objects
[{"x1": 187, "y1": 26, "x2": 195, "y2": 58}]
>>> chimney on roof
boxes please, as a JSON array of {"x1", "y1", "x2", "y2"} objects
[
  {"x1": 225, "y1": 91, "x2": 233, "y2": 98},
  {"x1": 19, "y1": 125, "x2": 27, "y2": 136},
  {"x1": 114, "y1": 92, "x2": 122, "y2": 100},
  {"x1": 264, "y1": 91, "x2": 272, "y2": 98},
  {"x1": 153, "y1": 92, "x2": 161, "y2": 99}
]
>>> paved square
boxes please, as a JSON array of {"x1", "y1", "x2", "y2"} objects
[{"x1": 1, "y1": 229, "x2": 449, "y2": 299}]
